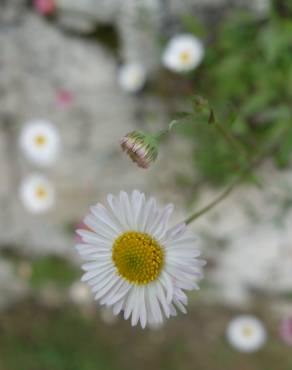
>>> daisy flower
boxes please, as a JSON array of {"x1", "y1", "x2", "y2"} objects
[
  {"x1": 279, "y1": 317, "x2": 292, "y2": 345},
  {"x1": 120, "y1": 131, "x2": 159, "y2": 169},
  {"x1": 226, "y1": 315, "x2": 267, "y2": 353},
  {"x1": 20, "y1": 174, "x2": 55, "y2": 214},
  {"x1": 162, "y1": 34, "x2": 204, "y2": 73},
  {"x1": 20, "y1": 120, "x2": 60, "y2": 166},
  {"x1": 118, "y1": 63, "x2": 147, "y2": 93},
  {"x1": 76, "y1": 190, "x2": 205, "y2": 328}
]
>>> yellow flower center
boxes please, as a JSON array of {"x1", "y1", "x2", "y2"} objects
[
  {"x1": 179, "y1": 51, "x2": 191, "y2": 63},
  {"x1": 35, "y1": 185, "x2": 47, "y2": 199},
  {"x1": 112, "y1": 231, "x2": 164, "y2": 284},
  {"x1": 34, "y1": 134, "x2": 46, "y2": 146},
  {"x1": 242, "y1": 325, "x2": 253, "y2": 337}
]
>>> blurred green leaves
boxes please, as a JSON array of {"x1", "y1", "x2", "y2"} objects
[
  {"x1": 30, "y1": 256, "x2": 79, "y2": 288},
  {"x1": 175, "y1": 9, "x2": 292, "y2": 184}
]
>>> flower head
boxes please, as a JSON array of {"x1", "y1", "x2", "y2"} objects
[
  {"x1": 120, "y1": 131, "x2": 159, "y2": 169},
  {"x1": 162, "y1": 34, "x2": 204, "y2": 73},
  {"x1": 226, "y1": 315, "x2": 267, "y2": 352},
  {"x1": 20, "y1": 120, "x2": 60, "y2": 166},
  {"x1": 76, "y1": 190, "x2": 205, "y2": 328},
  {"x1": 20, "y1": 174, "x2": 55, "y2": 213},
  {"x1": 279, "y1": 317, "x2": 292, "y2": 345},
  {"x1": 118, "y1": 63, "x2": 146, "y2": 93},
  {"x1": 33, "y1": 0, "x2": 55, "y2": 15}
]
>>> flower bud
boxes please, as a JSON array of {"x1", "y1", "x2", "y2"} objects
[{"x1": 120, "y1": 131, "x2": 159, "y2": 169}]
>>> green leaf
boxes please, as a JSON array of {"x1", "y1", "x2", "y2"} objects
[{"x1": 180, "y1": 15, "x2": 206, "y2": 37}]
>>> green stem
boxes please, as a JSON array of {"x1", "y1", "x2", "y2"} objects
[
  {"x1": 183, "y1": 150, "x2": 267, "y2": 225},
  {"x1": 213, "y1": 121, "x2": 247, "y2": 158},
  {"x1": 155, "y1": 120, "x2": 181, "y2": 140},
  {"x1": 184, "y1": 180, "x2": 238, "y2": 225}
]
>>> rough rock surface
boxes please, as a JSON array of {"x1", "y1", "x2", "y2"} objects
[{"x1": 1, "y1": 0, "x2": 291, "y2": 312}]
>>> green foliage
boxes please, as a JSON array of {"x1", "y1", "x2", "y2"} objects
[
  {"x1": 172, "y1": 9, "x2": 292, "y2": 184},
  {"x1": 0, "y1": 304, "x2": 117, "y2": 370},
  {"x1": 30, "y1": 256, "x2": 79, "y2": 288},
  {"x1": 0, "y1": 302, "x2": 292, "y2": 370}
]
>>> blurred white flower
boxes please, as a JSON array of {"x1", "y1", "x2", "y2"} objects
[
  {"x1": 69, "y1": 281, "x2": 93, "y2": 305},
  {"x1": 118, "y1": 63, "x2": 146, "y2": 93},
  {"x1": 20, "y1": 174, "x2": 55, "y2": 214},
  {"x1": 226, "y1": 315, "x2": 267, "y2": 352},
  {"x1": 76, "y1": 190, "x2": 205, "y2": 328},
  {"x1": 100, "y1": 306, "x2": 119, "y2": 325},
  {"x1": 20, "y1": 120, "x2": 60, "y2": 166},
  {"x1": 162, "y1": 34, "x2": 204, "y2": 73}
]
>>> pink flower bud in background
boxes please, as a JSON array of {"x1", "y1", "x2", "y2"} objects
[
  {"x1": 279, "y1": 318, "x2": 292, "y2": 345},
  {"x1": 120, "y1": 131, "x2": 159, "y2": 169},
  {"x1": 56, "y1": 89, "x2": 74, "y2": 107},
  {"x1": 33, "y1": 0, "x2": 55, "y2": 15}
]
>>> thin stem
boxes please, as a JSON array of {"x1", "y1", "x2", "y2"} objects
[
  {"x1": 184, "y1": 150, "x2": 267, "y2": 225},
  {"x1": 213, "y1": 121, "x2": 246, "y2": 155},
  {"x1": 184, "y1": 180, "x2": 238, "y2": 225},
  {"x1": 155, "y1": 120, "x2": 181, "y2": 140}
]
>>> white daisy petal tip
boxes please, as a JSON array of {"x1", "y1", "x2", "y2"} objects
[{"x1": 75, "y1": 190, "x2": 205, "y2": 328}]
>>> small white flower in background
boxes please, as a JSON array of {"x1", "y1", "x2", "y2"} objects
[
  {"x1": 100, "y1": 306, "x2": 119, "y2": 325},
  {"x1": 118, "y1": 63, "x2": 146, "y2": 93},
  {"x1": 162, "y1": 34, "x2": 204, "y2": 73},
  {"x1": 226, "y1": 315, "x2": 267, "y2": 353},
  {"x1": 69, "y1": 281, "x2": 93, "y2": 305},
  {"x1": 76, "y1": 190, "x2": 205, "y2": 329},
  {"x1": 20, "y1": 174, "x2": 55, "y2": 214},
  {"x1": 20, "y1": 120, "x2": 60, "y2": 166}
]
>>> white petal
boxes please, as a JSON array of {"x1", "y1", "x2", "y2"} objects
[
  {"x1": 139, "y1": 197, "x2": 157, "y2": 232},
  {"x1": 146, "y1": 284, "x2": 163, "y2": 324},
  {"x1": 120, "y1": 191, "x2": 135, "y2": 229},
  {"x1": 131, "y1": 190, "x2": 144, "y2": 229},
  {"x1": 107, "y1": 194, "x2": 128, "y2": 230},
  {"x1": 90, "y1": 203, "x2": 123, "y2": 234},
  {"x1": 94, "y1": 274, "x2": 120, "y2": 300},
  {"x1": 103, "y1": 280, "x2": 132, "y2": 306},
  {"x1": 100, "y1": 277, "x2": 125, "y2": 305},
  {"x1": 113, "y1": 297, "x2": 125, "y2": 316},
  {"x1": 174, "y1": 298, "x2": 187, "y2": 314},
  {"x1": 162, "y1": 223, "x2": 186, "y2": 243},
  {"x1": 84, "y1": 215, "x2": 117, "y2": 240},
  {"x1": 76, "y1": 229, "x2": 110, "y2": 244},
  {"x1": 151, "y1": 204, "x2": 174, "y2": 241},
  {"x1": 131, "y1": 287, "x2": 143, "y2": 327},
  {"x1": 159, "y1": 271, "x2": 174, "y2": 304},
  {"x1": 81, "y1": 265, "x2": 113, "y2": 283},
  {"x1": 124, "y1": 286, "x2": 138, "y2": 320},
  {"x1": 156, "y1": 282, "x2": 170, "y2": 318},
  {"x1": 139, "y1": 286, "x2": 147, "y2": 329}
]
